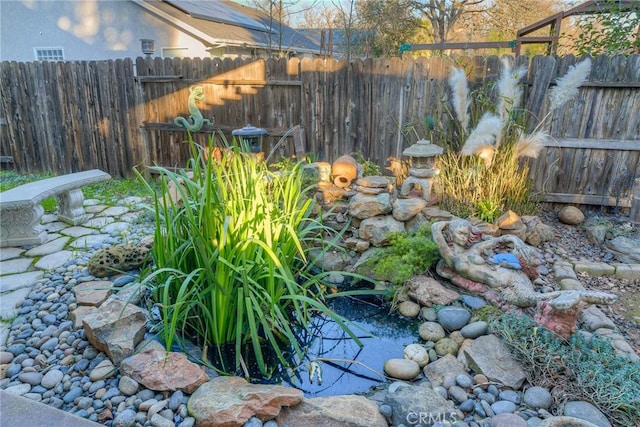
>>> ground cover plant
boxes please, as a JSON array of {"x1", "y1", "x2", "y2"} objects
[
  {"x1": 492, "y1": 312, "x2": 640, "y2": 426},
  {"x1": 137, "y1": 137, "x2": 362, "y2": 377}
]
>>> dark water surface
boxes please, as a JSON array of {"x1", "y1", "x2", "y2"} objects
[{"x1": 280, "y1": 295, "x2": 420, "y2": 397}]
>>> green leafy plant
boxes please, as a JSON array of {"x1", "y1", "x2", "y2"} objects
[
  {"x1": 562, "y1": 0, "x2": 640, "y2": 57},
  {"x1": 493, "y1": 312, "x2": 640, "y2": 426},
  {"x1": 136, "y1": 135, "x2": 360, "y2": 377},
  {"x1": 359, "y1": 224, "x2": 440, "y2": 287},
  {"x1": 352, "y1": 152, "x2": 381, "y2": 176}
]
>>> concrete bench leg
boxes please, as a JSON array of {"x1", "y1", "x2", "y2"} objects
[
  {"x1": 0, "y1": 204, "x2": 46, "y2": 247},
  {"x1": 56, "y1": 189, "x2": 89, "y2": 225}
]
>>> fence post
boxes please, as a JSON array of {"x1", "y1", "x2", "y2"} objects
[{"x1": 630, "y1": 177, "x2": 640, "y2": 223}]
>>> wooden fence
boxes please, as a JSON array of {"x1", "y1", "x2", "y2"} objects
[{"x1": 1, "y1": 55, "x2": 639, "y2": 208}]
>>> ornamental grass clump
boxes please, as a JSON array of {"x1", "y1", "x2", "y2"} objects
[
  {"x1": 137, "y1": 137, "x2": 359, "y2": 377},
  {"x1": 437, "y1": 58, "x2": 592, "y2": 222}
]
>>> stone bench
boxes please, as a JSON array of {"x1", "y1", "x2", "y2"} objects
[{"x1": 0, "y1": 169, "x2": 111, "y2": 247}]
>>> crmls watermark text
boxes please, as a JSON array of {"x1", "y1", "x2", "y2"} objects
[{"x1": 405, "y1": 411, "x2": 459, "y2": 425}]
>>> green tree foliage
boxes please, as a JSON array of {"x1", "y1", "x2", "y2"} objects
[
  {"x1": 564, "y1": 0, "x2": 640, "y2": 56},
  {"x1": 357, "y1": 0, "x2": 421, "y2": 57}
]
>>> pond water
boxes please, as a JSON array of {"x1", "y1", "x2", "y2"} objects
[{"x1": 278, "y1": 295, "x2": 420, "y2": 397}]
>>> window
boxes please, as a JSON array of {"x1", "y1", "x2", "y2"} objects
[
  {"x1": 161, "y1": 47, "x2": 188, "y2": 58},
  {"x1": 34, "y1": 47, "x2": 65, "y2": 61}
]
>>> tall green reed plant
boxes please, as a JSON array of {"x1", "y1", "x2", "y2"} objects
[{"x1": 136, "y1": 136, "x2": 360, "y2": 376}]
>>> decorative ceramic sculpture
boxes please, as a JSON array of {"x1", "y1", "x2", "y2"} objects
[{"x1": 431, "y1": 219, "x2": 617, "y2": 338}]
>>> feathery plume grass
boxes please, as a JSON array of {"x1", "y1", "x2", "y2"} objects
[
  {"x1": 549, "y1": 58, "x2": 592, "y2": 110},
  {"x1": 449, "y1": 67, "x2": 471, "y2": 132},
  {"x1": 497, "y1": 59, "x2": 527, "y2": 126},
  {"x1": 461, "y1": 112, "x2": 502, "y2": 155},
  {"x1": 515, "y1": 130, "x2": 548, "y2": 159},
  {"x1": 475, "y1": 145, "x2": 496, "y2": 167}
]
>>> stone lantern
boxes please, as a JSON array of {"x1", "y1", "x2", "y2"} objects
[{"x1": 400, "y1": 139, "x2": 443, "y2": 202}]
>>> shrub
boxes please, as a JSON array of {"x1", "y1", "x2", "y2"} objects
[
  {"x1": 137, "y1": 136, "x2": 360, "y2": 377},
  {"x1": 359, "y1": 224, "x2": 440, "y2": 287},
  {"x1": 492, "y1": 312, "x2": 640, "y2": 426}
]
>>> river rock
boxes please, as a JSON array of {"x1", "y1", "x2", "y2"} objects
[
  {"x1": 41, "y1": 369, "x2": 64, "y2": 389},
  {"x1": 558, "y1": 206, "x2": 584, "y2": 225},
  {"x1": 383, "y1": 358, "x2": 420, "y2": 380},
  {"x1": 436, "y1": 306, "x2": 471, "y2": 331},
  {"x1": 434, "y1": 338, "x2": 459, "y2": 356},
  {"x1": 277, "y1": 395, "x2": 387, "y2": 427},
  {"x1": 562, "y1": 401, "x2": 611, "y2": 427},
  {"x1": 523, "y1": 386, "x2": 552, "y2": 409},
  {"x1": 398, "y1": 301, "x2": 420, "y2": 318},
  {"x1": 539, "y1": 416, "x2": 600, "y2": 427},
  {"x1": 403, "y1": 343, "x2": 429, "y2": 367},
  {"x1": 187, "y1": 376, "x2": 303, "y2": 427},
  {"x1": 120, "y1": 349, "x2": 209, "y2": 394},
  {"x1": 418, "y1": 321, "x2": 446, "y2": 342},
  {"x1": 460, "y1": 321, "x2": 488, "y2": 338},
  {"x1": 491, "y1": 412, "x2": 527, "y2": 427}
]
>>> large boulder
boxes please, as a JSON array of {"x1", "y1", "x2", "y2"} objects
[
  {"x1": 359, "y1": 215, "x2": 405, "y2": 246},
  {"x1": 188, "y1": 376, "x2": 303, "y2": 427},
  {"x1": 604, "y1": 236, "x2": 640, "y2": 263},
  {"x1": 82, "y1": 297, "x2": 147, "y2": 365},
  {"x1": 120, "y1": 349, "x2": 209, "y2": 394},
  {"x1": 276, "y1": 395, "x2": 388, "y2": 427},
  {"x1": 384, "y1": 383, "x2": 461, "y2": 426},
  {"x1": 88, "y1": 244, "x2": 149, "y2": 278},
  {"x1": 349, "y1": 192, "x2": 392, "y2": 219}
]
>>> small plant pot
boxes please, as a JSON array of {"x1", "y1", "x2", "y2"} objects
[{"x1": 332, "y1": 154, "x2": 358, "y2": 188}]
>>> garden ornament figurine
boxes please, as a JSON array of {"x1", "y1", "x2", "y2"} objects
[
  {"x1": 174, "y1": 85, "x2": 212, "y2": 132},
  {"x1": 431, "y1": 219, "x2": 617, "y2": 338}
]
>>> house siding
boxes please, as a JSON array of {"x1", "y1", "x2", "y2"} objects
[{"x1": 0, "y1": 0, "x2": 210, "y2": 62}]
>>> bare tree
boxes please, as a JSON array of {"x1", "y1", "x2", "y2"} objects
[
  {"x1": 413, "y1": 0, "x2": 487, "y2": 43},
  {"x1": 333, "y1": 0, "x2": 359, "y2": 60}
]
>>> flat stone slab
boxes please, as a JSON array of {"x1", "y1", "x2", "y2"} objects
[
  {"x1": 44, "y1": 222, "x2": 69, "y2": 233},
  {"x1": 84, "y1": 217, "x2": 114, "y2": 228},
  {"x1": 101, "y1": 206, "x2": 129, "y2": 216},
  {"x1": 0, "y1": 247, "x2": 24, "y2": 261},
  {"x1": 25, "y1": 236, "x2": 70, "y2": 257},
  {"x1": 34, "y1": 250, "x2": 74, "y2": 270},
  {"x1": 613, "y1": 264, "x2": 640, "y2": 280},
  {"x1": 0, "y1": 287, "x2": 32, "y2": 319},
  {"x1": 0, "y1": 271, "x2": 44, "y2": 292},
  {"x1": 85, "y1": 205, "x2": 109, "y2": 213},
  {"x1": 0, "y1": 258, "x2": 33, "y2": 275},
  {"x1": 101, "y1": 222, "x2": 131, "y2": 234},
  {"x1": 573, "y1": 262, "x2": 615, "y2": 277},
  {"x1": 74, "y1": 281, "x2": 114, "y2": 306},
  {"x1": 70, "y1": 234, "x2": 111, "y2": 249},
  {"x1": 61, "y1": 226, "x2": 95, "y2": 238},
  {"x1": 463, "y1": 334, "x2": 527, "y2": 389}
]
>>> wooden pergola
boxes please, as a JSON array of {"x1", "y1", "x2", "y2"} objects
[{"x1": 401, "y1": 0, "x2": 639, "y2": 55}]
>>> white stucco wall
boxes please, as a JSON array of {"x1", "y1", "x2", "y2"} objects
[{"x1": 0, "y1": 0, "x2": 211, "y2": 62}]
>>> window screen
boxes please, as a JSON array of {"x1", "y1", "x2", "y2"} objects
[{"x1": 34, "y1": 48, "x2": 65, "y2": 61}]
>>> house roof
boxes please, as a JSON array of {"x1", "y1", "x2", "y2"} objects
[{"x1": 136, "y1": 0, "x2": 322, "y2": 54}]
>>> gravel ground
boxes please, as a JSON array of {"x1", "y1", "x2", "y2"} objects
[{"x1": 537, "y1": 207, "x2": 640, "y2": 355}]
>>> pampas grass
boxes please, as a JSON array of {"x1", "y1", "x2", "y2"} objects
[
  {"x1": 497, "y1": 59, "x2": 527, "y2": 126},
  {"x1": 515, "y1": 130, "x2": 548, "y2": 159},
  {"x1": 449, "y1": 67, "x2": 471, "y2": 132},
  {"x1": 549, "y1": 58, "x2": 592, "y2": 110},
  {"x1": 460, "y1": 112, "x2": 502, "y2": 155}
]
